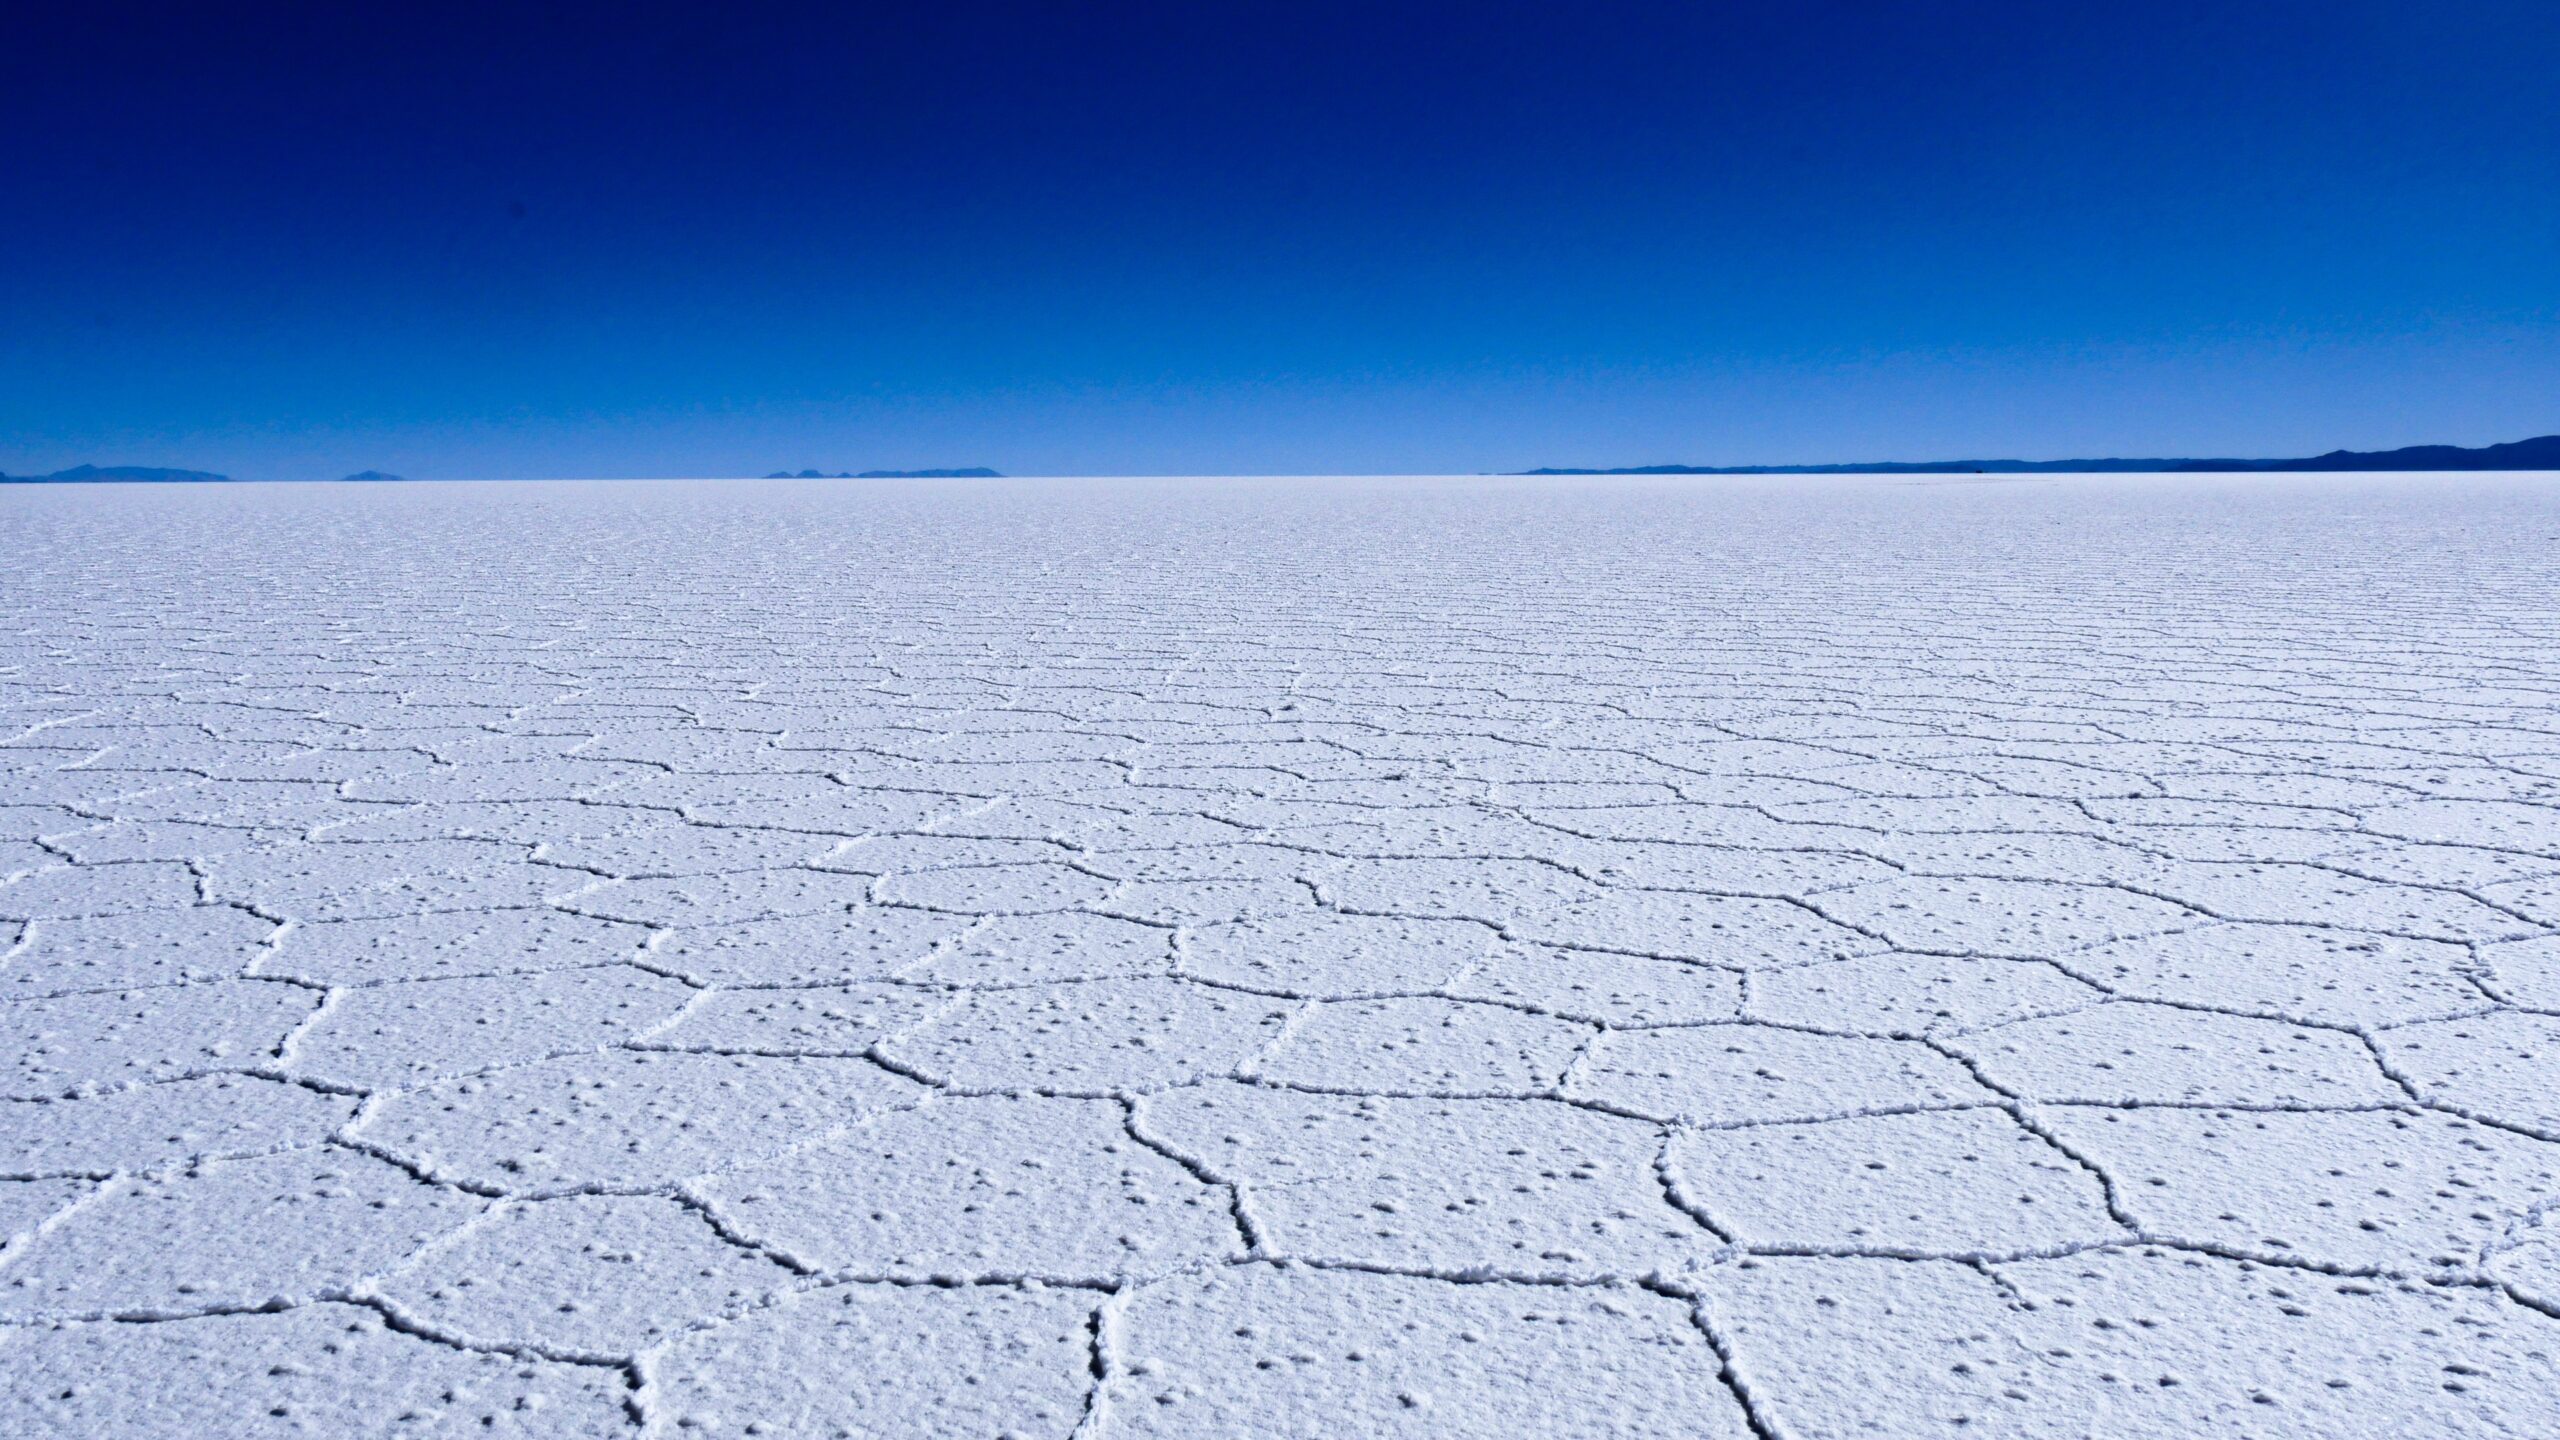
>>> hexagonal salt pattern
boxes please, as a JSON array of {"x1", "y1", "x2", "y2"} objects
[{"x1": 4, "y1": 471, "x2": 2559, "y2": 1435}]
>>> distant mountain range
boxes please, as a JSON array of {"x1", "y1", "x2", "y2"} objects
[
  {"x1": 8, "y1": 439, "x2": 2551, "y2": 483},
  {"x1": 0, "y1": 463, "x2": 232, "y2": 483},
  {"x1": 765, "y1": 467, "x2": 1004, "y2": 479},
  {"x1": 1518, "y1": 433, "x2": 2560, "y2": 475}
]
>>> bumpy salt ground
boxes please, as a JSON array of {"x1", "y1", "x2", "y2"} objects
[{"x1": 2, "y1": 473, "x2": 2558, "y2": 1437}]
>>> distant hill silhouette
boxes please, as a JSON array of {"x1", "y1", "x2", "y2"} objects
[
  {"x1": 2236, "y1": 434, "x2": 2560, "y2": 472},
  {"x1": 767, "y1": 467, "x2": 1004, "y2": 479},
  {"x1": 342, "y1": 470, "x2": 405, "y2": 481},
  {"x1": 1520, "y1": 433, "x2": 2560, "y2": 475},
  {"x1": 0, "y1": 463, "x2": 231, "y2": 483}
]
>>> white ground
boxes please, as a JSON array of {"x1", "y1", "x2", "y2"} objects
[{"x1": 2, "y1": 473, "x2": 2558, "y2": 1437}]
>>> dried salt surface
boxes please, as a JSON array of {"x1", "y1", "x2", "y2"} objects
[{"x1": 3, "y1": 472, "x2": 2558, "y2": 1434}]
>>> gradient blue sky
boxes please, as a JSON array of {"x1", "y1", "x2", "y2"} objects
[{"x1": 6, "y1": 1, "x2": 2556, "y2": 478}]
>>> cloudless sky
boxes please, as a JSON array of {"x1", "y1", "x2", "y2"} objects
[{"x1": 5, "y1": 1, "x2": 2556, "y2": 478}]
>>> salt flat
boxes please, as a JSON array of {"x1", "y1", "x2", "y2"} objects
[{"x1": 2, "y1": 472, "x2": 2558, "y2": 1436}]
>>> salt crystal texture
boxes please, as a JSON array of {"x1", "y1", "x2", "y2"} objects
[{"x1": 2, "y1": 472, "x2": 2556, "y2": 1434}]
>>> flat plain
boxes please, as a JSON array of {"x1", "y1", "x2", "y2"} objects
[{"x1": 3, "y1": 472, "x2": 2558, "y2": 1436}]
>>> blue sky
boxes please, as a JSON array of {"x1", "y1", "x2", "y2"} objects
[{"x1": 5, "y1": 1, "x2": 2555, "y2": 478}]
